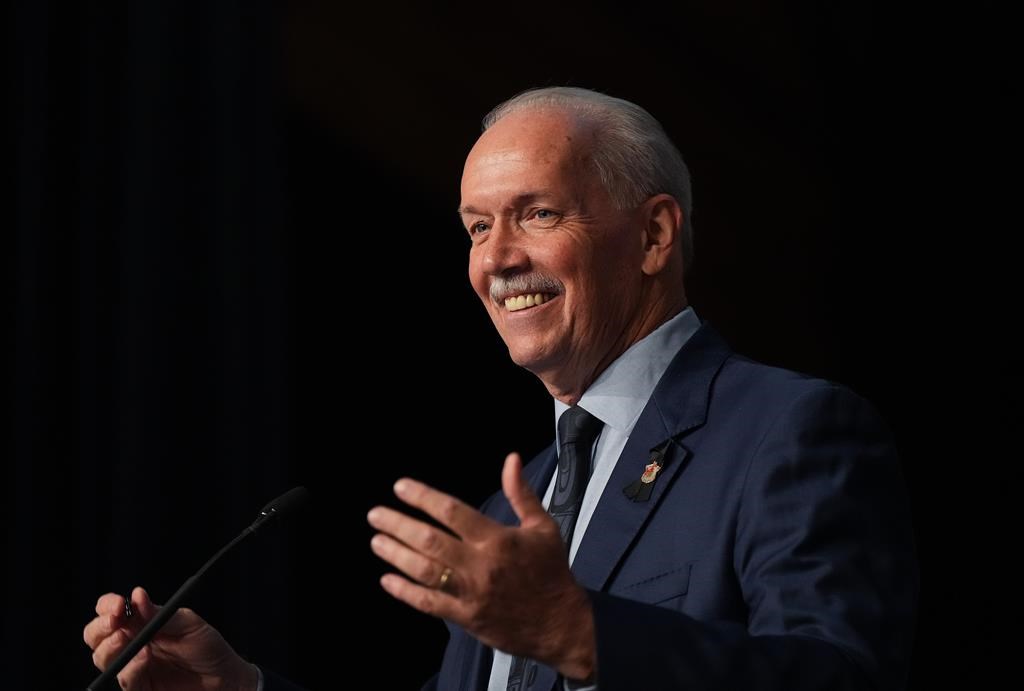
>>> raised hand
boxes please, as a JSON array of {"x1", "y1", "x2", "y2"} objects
[{"x1": 367, "y1": 452, "x2": 596, "y2": 681}]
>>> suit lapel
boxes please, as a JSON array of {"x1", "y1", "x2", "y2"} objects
[
  {"x1": 488, "y1": 444, "x2": 558, "y2": 527},
  {"x1": 571, "y1": 324, "x2": 732, "y2": 592},
  {"x1": 525, "y1": 445, "x2": 559, "y2": 501}
]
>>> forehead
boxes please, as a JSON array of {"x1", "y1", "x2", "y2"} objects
[
  {"x1": 461, "y1": 109, "x2": 596, "y2": 203},
  {"x1": 473, "y1": 108, "x2": 583, "y2": 159}
]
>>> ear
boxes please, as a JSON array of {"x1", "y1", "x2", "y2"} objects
[{"x1": 640, "y1": 194, "x2": 684, "y2": 276}]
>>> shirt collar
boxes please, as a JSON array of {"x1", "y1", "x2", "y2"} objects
[{"x1": 554, "y1": 307, "x2": 701, "y2": 440}]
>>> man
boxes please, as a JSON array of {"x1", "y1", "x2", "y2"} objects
[{"x1": 84, "y1": 87, "x2": 918, "y2": 690}]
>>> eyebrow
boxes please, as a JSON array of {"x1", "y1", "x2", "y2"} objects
[{"x1": 456, "y1": 193, "x2": 556, "y2": 218}]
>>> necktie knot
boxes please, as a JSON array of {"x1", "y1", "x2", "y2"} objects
[{"x1": 557, "y1": 405, "x2": 603, "y2": 447}]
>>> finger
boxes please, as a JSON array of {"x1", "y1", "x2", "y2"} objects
[
  {"x1": 379, "y1": 572, "x2": 461, "y2": 619},
  {"x1": 367, "y1": 506, "x2": 466, "y2": 565},
  {"x1": 95, "y1": 592, "x2": 128, "y2": 617},
  {"x1": 129, "y1": 586, "x2": 207, "y2": 639},
  {"x1": 84, "y1": 613, "x2": 120, "y2": 649},
  {"x1": 370, "y1": 532, "x2": 451, "y2": 588},
  {"x1": 391, "y1": 477, "x2": 499, "y2": 541},
  {"x1": 502, "y1": 452, "x2": 548, "y2": 528},
  {"x1": 117, "y1": 644, "x2": 151, "y2": 690},
  {"x1": 91, "y1": 627, "x2": 130, "y2": 670},
  {"x1": 116, "y1": 587, "x2": 157, "y2": 637}
]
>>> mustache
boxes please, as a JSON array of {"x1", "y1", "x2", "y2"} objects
[{"x1": 489, "y1": 273, "x2": 564, "y2": 302}]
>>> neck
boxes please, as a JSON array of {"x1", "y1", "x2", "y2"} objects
[{"x1": 539, "y1": 294, "x2": 688, "y2": 405}]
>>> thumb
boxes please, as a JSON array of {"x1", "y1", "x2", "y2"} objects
[
  {"x1": 502, "y1": 452, "x2": 547, "y2": 528},
  {"x1": 130, "y1": 586, "x2": 205, "y2": 638},
  {"x1": 130, "y1": 586, "x2": 157, "y2": 622}
]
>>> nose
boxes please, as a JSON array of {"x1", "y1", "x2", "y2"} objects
[{"x1": 480, "y1": 220, "x2": 530, "y2": 276}]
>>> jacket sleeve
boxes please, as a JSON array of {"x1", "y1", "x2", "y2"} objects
[{"x1": 589, "y1": 383, "x2": 919, "y2": 691}]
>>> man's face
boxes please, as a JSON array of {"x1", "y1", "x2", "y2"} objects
[{"x1": 460, "y1": 109, "x2": 647, "y2": 388}]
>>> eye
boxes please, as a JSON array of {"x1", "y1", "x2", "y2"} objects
[
  {"x1": 529, "y1": 208, "x2": 560, "y2": 226},
  {"x1": 468, "y1": 221, "x2": 490, "y2": 236}
]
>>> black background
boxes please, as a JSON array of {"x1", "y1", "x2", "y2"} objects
[{"x1": 5, "y1": 1, "x2": 1009, "y2": 688}]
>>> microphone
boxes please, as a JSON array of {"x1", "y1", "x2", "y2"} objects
[{"x1": 86, "y1": 486, "x2": 310, "y2": 690}]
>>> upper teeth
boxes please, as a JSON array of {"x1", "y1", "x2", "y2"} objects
[{"x1": 504, "y1": 293, "x2": 549, "y2": 311}]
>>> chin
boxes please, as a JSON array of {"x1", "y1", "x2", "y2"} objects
[
  {"x1": 505, "y1": 345, "x2": 539, "y2": 370},
  {"x1": 505, "y1": 341, "x2": 560, "y2": 374}
]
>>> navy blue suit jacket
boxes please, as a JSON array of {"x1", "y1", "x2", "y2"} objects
[{"x1": 426, "y1": 324, "x2": 918, "y2": 691}]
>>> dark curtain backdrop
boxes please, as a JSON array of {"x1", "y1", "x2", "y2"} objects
[{"x1": 6, "y1": 1, "x2": 1005, "y2": 688}]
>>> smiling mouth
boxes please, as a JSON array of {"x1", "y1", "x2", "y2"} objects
[{"x1": 503, "y1": 293, "x2": 556, "y2": 312}]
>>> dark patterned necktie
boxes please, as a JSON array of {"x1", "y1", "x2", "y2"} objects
[{"x1": 506, "y1": 405, "x2": 603, "y2": 691}]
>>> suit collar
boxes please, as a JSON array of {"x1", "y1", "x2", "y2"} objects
[
  {"x1": 644, "y1": 321, "x2": 732, "y2": 439},
  {"x1": 570, "y1": 322, "x2": 733, "y2": 591},
  {"x1": 554, "y1": 307, "x2": 702, "y2": 437}
]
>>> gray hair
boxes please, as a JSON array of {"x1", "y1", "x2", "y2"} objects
[{"x1": 482, "y1": 87, "x2": 694, "y2": 267}]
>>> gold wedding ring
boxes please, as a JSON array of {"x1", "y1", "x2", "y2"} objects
[{"x1": 437, "y1": 566, "x2": 453, "y2": 591}]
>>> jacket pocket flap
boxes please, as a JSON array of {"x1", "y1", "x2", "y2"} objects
[{"x1": 618, "y1": 563, "x2": 693, "y2": 604}]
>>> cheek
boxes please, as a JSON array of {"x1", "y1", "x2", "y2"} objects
[
  {"x1": 595, "y1": 235, "x2": 641, "y2": 286},
  {"x1": 467, "y1": 252, "x2": 487, "y2": 297},
  {"x1": 570, "y1": 248, "x2": 636, "y2": 320}
]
